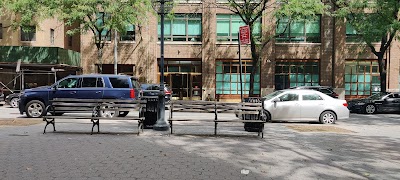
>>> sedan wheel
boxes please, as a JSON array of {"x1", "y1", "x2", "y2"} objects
[
  {"x1": 10, "y1": 98, "x2": 19, "y2": 108},
  {"x1": 319, "y1": 111, "x2": 336, "y2": 124},
  {"x1": 364, "y1": 104, "x2": 376, "y2": 114},
  {"x1": 25, "y1": 100, "x2": 46, "y2": 118}
]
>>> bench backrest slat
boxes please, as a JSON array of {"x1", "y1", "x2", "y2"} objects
[
  {"x1": 47, "y1": 98, "x2": 144, "y2": 115},
  {"x1": 169, "y1": 100, "x2": 264, "y2": 120}
]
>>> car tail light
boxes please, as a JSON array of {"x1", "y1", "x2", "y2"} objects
[
  {"x1": 343, "y1": 102, "x2": 348, "y2": 107},
  {"x1": 165, "y1": 89, "x2": 171, "y2": 95},
  {"x1": 130, "y1": 89, "x2": 135, "y2": 98}
]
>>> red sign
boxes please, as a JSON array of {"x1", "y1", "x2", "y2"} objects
[{"x1": 239, "y1": 25, "x2": 250, "y2": 44}]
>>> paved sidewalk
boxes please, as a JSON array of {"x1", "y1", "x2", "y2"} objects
[{"x1": 0, "y1": 106, "x2": 399, "y2": 179}]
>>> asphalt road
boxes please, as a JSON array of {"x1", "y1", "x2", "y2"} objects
[{"x1": 0, "y1": 105, "x2": 399, "y2": 180}]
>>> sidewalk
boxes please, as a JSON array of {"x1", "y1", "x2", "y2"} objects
[{"x1": 0, "y1": 106, "x2": 399, "y2": 179}]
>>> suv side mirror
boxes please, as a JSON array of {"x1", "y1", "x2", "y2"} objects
[{"x1": 52, "y1": 85, "x2": 58, "y2": 90}]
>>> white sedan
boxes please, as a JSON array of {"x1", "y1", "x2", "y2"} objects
[{"x1": 262, "y1": 89, "x2": 349, "y2": 124}]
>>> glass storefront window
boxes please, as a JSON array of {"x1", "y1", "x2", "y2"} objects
[
  {"x1": 274, "y1": 60, "x2": 320, "y2": 90},
  {"x1": 344, "y1": 60, "x2": 380, "y2": 96},
  {"x1": 216, "y1": 60, "x2": 260, "y2": 95}
]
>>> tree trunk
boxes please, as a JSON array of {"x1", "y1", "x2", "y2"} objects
[
  {"x1": 97, "y1": 48, "x2": 103, "y2": 73},
  {"x1": 249, "y1": 25, "x2": 259, "y2": 97},
  {"x1": 377, "y1": 52, "x2": 387, "y2": 93}
]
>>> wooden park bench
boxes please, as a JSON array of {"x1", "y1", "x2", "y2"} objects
[
  {"x1": 42, "y1": 98, "x2": 146, "y2": 135},
  {"x1": 168, "y1": 100, "x2": 266, "y2": 138}
]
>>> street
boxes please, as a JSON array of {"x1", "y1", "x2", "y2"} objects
[{"x1": 0, "y1": 105, "x2": 399, "y2": 180}]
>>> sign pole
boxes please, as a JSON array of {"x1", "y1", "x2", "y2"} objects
[
  {"x1": 238, "y1": 25, "x2": 250, "y2": 102},
  {"x1": 238, "y1": 32, "x2": 243, "y2": 102}
]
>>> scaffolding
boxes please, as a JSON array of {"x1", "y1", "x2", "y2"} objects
[{"x1": 0, "y1": 63, "x2": 82, "y2": 96}]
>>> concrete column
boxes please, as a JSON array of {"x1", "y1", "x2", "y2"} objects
[
  {"x1": 333, "y1": 17, "x2": 346, "y2": 99},
  {"x1": 320, "y1": 8, "x2": 334, "y2": 87},
  {"x1": 260, "y1": 0, "x2": 276, "y2": 96},
  {"x1": 201, "y1": 0, "x2": 216, "y2": 100},
  {"x1": 388, "y1": 39, "x2": 400, "y2": 92}
]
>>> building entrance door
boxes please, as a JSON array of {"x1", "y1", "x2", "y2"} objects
[{"x1": 166, "y1": 73, "x2": 202, "y2": 100}]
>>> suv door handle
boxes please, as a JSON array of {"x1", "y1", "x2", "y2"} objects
[
  {"x1": 96, "y1": 91, "x2": 101, "y2": 94},
  {"x1": 70, "y1": 91, "x2": 76, "y2": 94}
]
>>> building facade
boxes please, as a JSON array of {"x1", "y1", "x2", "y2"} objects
[
  {"x1": 0, "y1": 15, "x2": 81, "y2": 92},
  {"x1": 4, "y1": 0, "x2": 393, "y2": 102}
]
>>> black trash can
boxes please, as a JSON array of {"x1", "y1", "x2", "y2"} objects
[
  {"x1": 243, "y1": 97, "x2": 264, "y2": 132},
  {"x1": 141, "y1": 96, "x2": 159, "y2": 129}
]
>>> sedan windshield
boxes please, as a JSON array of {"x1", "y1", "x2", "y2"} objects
[
  {"x1": 368, "y1": 92, "x2": 387, "y2": 100},
  {"x1": 263, "y1": 90, "x2": 285, "y2": 100}
]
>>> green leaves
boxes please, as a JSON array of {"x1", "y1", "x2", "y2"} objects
[{"x1": 275, "y1": 0, "x2": 330, "y2": 21}]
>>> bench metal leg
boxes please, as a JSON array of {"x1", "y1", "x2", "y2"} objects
[
  {"x1": 169, "y1": 121, "x2": 173, "y2": 134},
  {"x1": 137, "y1": 120, "x2": 144, "y2": 135},
  {"x1": 214, "y1": 122, "x2": 218, "y2": 135},
  {"x1": 91, "y1": 119, "x2": 100, "y2": 135},
  {"x1": 43, "y1": 118, "x2": 56, "y2": 134},
  {"x1": 258, "y1": 123, "x2": 264, "y2": 139}
]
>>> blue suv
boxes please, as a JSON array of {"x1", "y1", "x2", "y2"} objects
[{"x1": 19, "y1": 74, "x2": 141, "y2": 118}]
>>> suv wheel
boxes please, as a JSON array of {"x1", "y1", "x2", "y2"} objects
[
  {"x1": 98, "y1": 103, "x2": 118, "y2": 118},
  {"x1": 25, "y1": 100, "x2": 46, "y2": 118},
  {"x1": 10, "y1": 98, "x2": 19, "y2": 108}
]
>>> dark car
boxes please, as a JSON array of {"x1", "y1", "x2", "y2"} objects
[
  {"x1": 18, "y1": 74, "x2": 141, "y2": 118},
  {"x1": 5, "y1": 92, "x2": 20, "y2": 108},
  {"x1": 140, "y1": 84, "x2": 172, "y2": 104},
  {"x1": 347, "y1": 92, "x2": 400, "y2": 114},
  {"x1": 289, "y1": 86, "x2": 339, "y2": 98}
]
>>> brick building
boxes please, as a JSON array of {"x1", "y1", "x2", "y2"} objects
[
  {"x1": 80, "y1": 0, "x2": 400, "y2": 101},
  {"x1": 1, "y1": 1, "x2": 399, "y2": 101}
]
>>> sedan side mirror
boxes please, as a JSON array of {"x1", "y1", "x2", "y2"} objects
[{"x1": 273, "y1": 98, "x2": 281, "y2": 107}]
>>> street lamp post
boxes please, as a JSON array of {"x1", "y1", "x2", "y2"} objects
[{"x1": 152, "y1": 0, "x2": 172, "y2": 131}]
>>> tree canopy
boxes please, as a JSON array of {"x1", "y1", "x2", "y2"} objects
[
  {"x1": 332, "y1": 0, "x2": 400, "y2": 92},
  {"x1": 222, "y1": 0, "x2": 329, "y2": 95}
]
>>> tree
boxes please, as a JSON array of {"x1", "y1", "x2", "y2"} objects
[
  {"x1": 56, "y1": 0, "x2": 152, "y2": 73},
  {"x1": 221, "y1": 0, "x2": 329, "y2": 96},
  {"x1": 332, "y1": 0, "x2": 400, "y2": 93},
  {"x1": 2, "y1": 0, "x2": 58, "y2": 30}
]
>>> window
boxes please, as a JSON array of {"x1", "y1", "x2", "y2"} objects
[
  {"x1": 158, "y1": 14, "x2": 202, "y2": 42},
  {"x1": 345, "y1": 60, "x2": 380, "y2": 96},
  {"x1": 276, "y1": 16, "x2": 321, "y2": 43},
  {"x1": 0, "y1": 23, "x2": 2, "y2": 39},
  {"x1": 130, "y1": 78, "x2": 140, "y2": 88},
  {"x1": 57, "y1": 78, "x2": 79, "y2": 88},
  {"x1": 81, "y1": 77, "x2": 104, "y2": 88},
  {"x1": 280, "y1": 93, "x2": 299, "y2": 101},
  {"x1": 346, "y1": 22, "x2": 363, "y2": 42},
  {"x1": 302, "y1": 94, "x2": 323, "y2": 101},
  {"x1": 50, "y1": 29, "x2": 55, "y2": 45},
  {"x1": 164, "y1": 60, "x2": 201, "y2": 73},
  {"x1": 109, "y1": 77, "x2": 130, "y2": 88},
  {"x1": 120, "y1": 24, "x2": 135, "y2": 41},
  {"x1": 95, "y1": 12, "x2": 111, "y2": 41},
  {"x1": 21, "y1": 26, "x2": 36, "y2": 41},
  {"x1": 217, "y1": 14, "x2": 261, "y2": 42},
  {"x1": 216, "y1": 60, "x2": 260, "y2": 95},
  {"x1": 275, "y1": 60, "x2": 319, "y2": 90}
]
